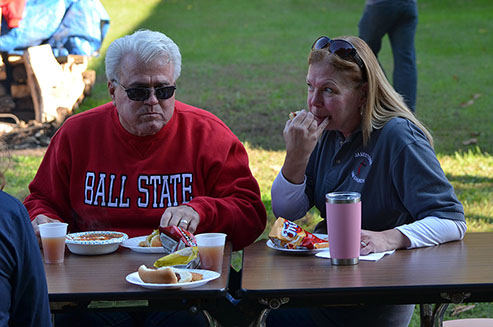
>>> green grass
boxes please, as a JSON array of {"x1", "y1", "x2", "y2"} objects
[
  {"x1": 2, "y1": 153, "x2": 43, "y2": 200},
  {"x1": 79, "y1": 0, "x2": 493, "y2": 154},
  {"x1": 2, "y1": 0, "x2": 493, "y2": 324}
]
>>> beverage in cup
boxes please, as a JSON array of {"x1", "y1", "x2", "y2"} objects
[
  {"x1": 195, "y1": 233, "x2": 226, "y2": 273},
  {"x1": 39, "y1": 222, "x2": 68, "y2": 264},
  {"x1": 325, "y1": 192, "x2": 361, "y2": 265}
]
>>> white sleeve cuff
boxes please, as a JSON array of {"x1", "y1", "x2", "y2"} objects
[{"x1": 396, "y1": 217, "x2": 467, "y2": 249}]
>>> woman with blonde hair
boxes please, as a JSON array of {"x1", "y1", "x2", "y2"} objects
[{"x1": 269, "y1": 36, "x2": 465, "y2": 326}]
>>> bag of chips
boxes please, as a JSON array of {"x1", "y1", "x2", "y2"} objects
[
  {"x1": 268, "y1": 217, "x2": 329, "y2": 250},
  {"x1": 159, "y1": 226, "x2": 197, "y2": 253}
]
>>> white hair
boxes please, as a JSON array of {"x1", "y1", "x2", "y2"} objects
[{"x1": 105, "y1": 29, "x2": 182, "y2": 82}]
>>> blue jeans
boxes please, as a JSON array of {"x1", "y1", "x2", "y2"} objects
[{"x1": 359, "y1": 0, "x2": 418, "y2": 112}]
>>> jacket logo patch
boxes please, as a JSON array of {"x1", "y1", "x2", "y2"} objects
[{"x1": 351, "y1": 152, "x2": 372, "y2": 184}]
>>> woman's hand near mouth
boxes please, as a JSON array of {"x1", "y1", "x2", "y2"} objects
[{"x1": 281, "y1": 110, "x2": 329, "y2": 184}]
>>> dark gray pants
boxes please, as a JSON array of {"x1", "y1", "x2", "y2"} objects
[
  {"x1": 267, "y1": 304, "x2": 415, "y2": 327},
  {"x1": 359, "y1": 0, "x2": 418, "y2": 112}
]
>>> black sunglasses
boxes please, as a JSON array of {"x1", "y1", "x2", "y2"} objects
[
  {"x1": 312, "y1": 36, "x2": 365, "y2": 71},
  {"x1": 113, "y1": 80, "x2": 176, "y2": 101}
]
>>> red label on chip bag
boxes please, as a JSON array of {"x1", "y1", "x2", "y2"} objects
[{"x1": 159, "y1": 226, "x2": 197, "y2": 253}]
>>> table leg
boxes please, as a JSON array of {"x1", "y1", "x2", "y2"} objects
[
  {"x1": 257, "y1": 308, "x2": 270, "y2": 327},
  {"x1": 433, "y1": 303, "x2": 450, "y2": 327},
  {"x1": 421, "y1": 303, "x2": 433, "y2": 327},
  {"x1": 246, "y1": 308, "x2": 270, "y2": 327},
  {"x1": 202, "y1": 309, "x2": 219, "y2": 327},
  {"x1": 247, "y1": 297, "x2": 290, "y2": 327},
  {"x1": 420, "y1": 303, "x2": 450, "y2": 327}
]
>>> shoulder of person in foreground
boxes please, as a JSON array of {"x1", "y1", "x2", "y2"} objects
[{"x1": 0, "y1": 191, "x2": 51, "y2": 326}]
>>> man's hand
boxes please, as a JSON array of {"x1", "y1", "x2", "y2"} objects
[
  {"x1": 360, "y1": 229, "x2": 411, "y2": 255},
  {"x1": 31, "y1": 214, "x2": 62, "y2": 247},
  {"x1": 160, "y1": 205, "x2": 200, "y2": 234}
]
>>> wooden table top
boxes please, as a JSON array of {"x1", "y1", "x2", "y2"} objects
[
  {"x1": 240, "y1": 232, "x2": 493, "y2": 305},
  {"x1": 44, "y1": 242, "x2": 232, "y2": 303}
]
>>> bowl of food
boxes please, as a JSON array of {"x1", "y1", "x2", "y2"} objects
[{"x1": 65, "y1": 231, "x2": 128, "y2": 255}]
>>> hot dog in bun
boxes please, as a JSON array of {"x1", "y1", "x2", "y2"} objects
[
  {"x1": 137, "y1": 265, "x2": 204, "y2": 284},
  {"x1": 138, "y1": 265, "x2": 194, "y2": 284}
]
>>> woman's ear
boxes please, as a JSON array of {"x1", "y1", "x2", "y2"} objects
[{"x1": 359, "y1": 82, "x2": 368, "y2": 106}]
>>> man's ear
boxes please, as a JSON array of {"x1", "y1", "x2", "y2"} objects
[{"x1": 108, "y1": 81, "x2": 116, "y2": 104}]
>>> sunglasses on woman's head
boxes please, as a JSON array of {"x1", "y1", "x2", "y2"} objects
[
  {"x1": 311, "y1": 36, "x2": 365, "y2": 70},
  {"x1": 113, "y1": 80, "x2": 176, "y2": 101}
]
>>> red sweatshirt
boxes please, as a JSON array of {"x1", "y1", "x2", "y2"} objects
[{"x1": 24, "y1": 101, "x2": 266, "y2": 250}]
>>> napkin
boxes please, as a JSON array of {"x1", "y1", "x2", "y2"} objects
[{"x1": 315, "y1": 249, "x2": 395, "y2": 262}]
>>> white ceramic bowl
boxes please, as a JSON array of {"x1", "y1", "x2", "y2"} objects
[{"x1": 65, "y1": 231, "x2": 128, "y2": 255}]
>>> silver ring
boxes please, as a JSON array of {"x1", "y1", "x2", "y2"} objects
[
  {"x1": 180, "y1": 219, "x2": 188, "y2": 225},
  {"x1": 361, "y1": 241, "x2": 368, "y2": 247}
]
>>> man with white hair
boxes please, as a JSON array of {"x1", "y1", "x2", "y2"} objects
[{"x1": 24, "y1": 29, "x2": 267, "y2": 326}]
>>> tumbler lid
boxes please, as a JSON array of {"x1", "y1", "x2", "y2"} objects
[{"x1": 325, "y1": 192, "x2": 361, "y2": 204}]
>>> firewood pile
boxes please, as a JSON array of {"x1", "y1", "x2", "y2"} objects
[
  {"x1": 0, "y1": 119, "x2": 58, "y2": 149},
  {"x1": 0, "y1": 44, "x2": 96, "y2": 150}
]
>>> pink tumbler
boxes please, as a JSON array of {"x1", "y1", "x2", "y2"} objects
[{"x1": 325, "y1": 192, "x2": 361, "y2": 265}]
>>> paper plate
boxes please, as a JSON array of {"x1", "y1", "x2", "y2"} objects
[
  {"x1": 121, "y1": 236, "x2": 167, "y2": 253},
  {"x1": 126, "y1": 269, "x2": 220, "y2": 289}
]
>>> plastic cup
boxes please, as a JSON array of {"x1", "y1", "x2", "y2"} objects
[
  {"x1": 39, "y1": 222, "x2": 68, "y2": 264},
  {"x1": 195, "y1": 233, "x2": 226, "y2": 273},
  {"x1": 325, "y1": 192, "x2": 361, "y2": 265}
]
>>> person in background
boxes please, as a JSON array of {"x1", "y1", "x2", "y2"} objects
[
  {"x1": 359, "y1": 0, "x2": 418, "y2": 112},
  {"x1": 23, "y1": 29, "x2": 267, "y2": 326},
  {"x1": 0, "y1": 171, "x2": 51, "y2": 326},
  {"x1": 269, "y1": 35, "x2": 465, "y2": 326}
]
